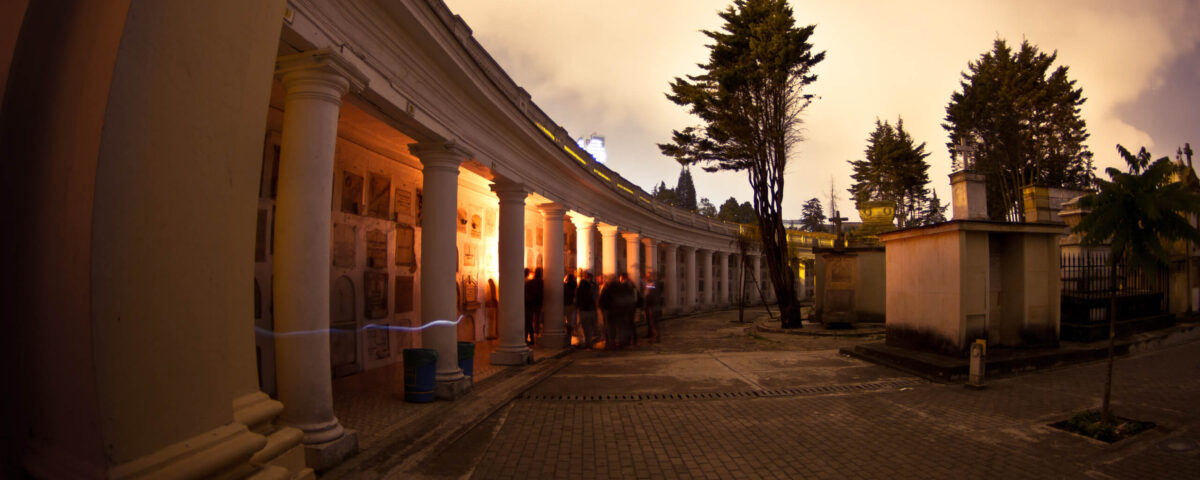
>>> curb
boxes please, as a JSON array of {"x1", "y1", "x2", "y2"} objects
[{"x1": 753, "y1": 315, "x2": 886, "y2": 337}]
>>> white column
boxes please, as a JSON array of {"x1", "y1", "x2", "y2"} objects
[
  {"x1": 701, "y1": 249, "x2": 714, "y2": 308},
  {"x1": 597, "y1": 223, "x2": 620, "y2": 281},
  {"x1": 717, "y1": 251, "x2": 731, "y2": 306},
  {"x1": 642, "y1": 238, "x2": 658, "y2": 283},
  {"x1": 273, "y1": 50, "x2": 364, "y2": 462},
  {"x1": 683, "y1": 246, "x2": 697, "y2": 312},
  {"x1": 539, "y1": 203, "x2": 569, "y2": 348},
  {"x1": 490, "y1": 179, "x2": 532, "y2": 365},
  {"x1": 568, "y1": 212, "x2": 595, "y2": 275},
  {"x1": 623, "y1": 232, "x2": 641, "y2": 287},
  {"x1": 411, "y1": 142, "x2": 472, "y2": 400},
  {"x1": 663, "y1": 242, "x2": 679, "y2": 313}
]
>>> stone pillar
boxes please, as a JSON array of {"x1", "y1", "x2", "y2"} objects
[
  {"x1": 273, "y1": 50, "x2": 365, "y2": 468},
  {"x1": 568, "y1": 212, "x2": 595, "y2": 275},
  {"x1": 598, "y1": 223, "x2": 620, "y2": 281},
  {"x1": 700, "y1": 249, "x2": 714, "y2": 308},
  {"x1": 490, "y1": 179, "x2": 532, "y2": 365},
  {"x1": 682, "y1": 246, "x2": 697, "y2": 312},
  {"x1": 663, "y1": 242, "x2": 679, "y2": 313},
  {"x1": 642, "y1": 238, "x2": 658, "y2": 282},
  {"x1": 717, "y1": 251, "x2": 731, "y2": 306},
  {"x1": 623, "y1": 232, "x2": 642, "y2": 287},
  {"x1": 539, "y1": 203, "x2": 569, "y2": 348},
  {"x1": 411, "y1": 142, "x2": 473, "y2": 400}
]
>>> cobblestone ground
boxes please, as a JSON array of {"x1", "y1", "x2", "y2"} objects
[{"x1": 410, "y1": 310, "x2": 1200, "y2": 479}]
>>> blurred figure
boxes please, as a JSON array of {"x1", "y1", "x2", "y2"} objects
[
  {"x1": 643, "y1": 273, "x2": 662, "y2": 343},
  {"x1": 485, "y1": 278, "x2": 499, "y2": 340},
  {"x1": 575, "y1": 270, "x2": 598, "y2": 348},
  {"x1": 523, "y1": 268, "x2": 542, "y2": 345},
  {"x1": 563, "y1": 272, "x2": 577, "y2": 343},
  {"x1": 598, "y1": 274, "x2": 617, "y2": 349}
]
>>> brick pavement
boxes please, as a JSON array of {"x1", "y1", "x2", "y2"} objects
[{"x1": 409, "y1": 309, "x2": 1200, "y2": 479}]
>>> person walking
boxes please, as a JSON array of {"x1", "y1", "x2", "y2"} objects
[
  {"x1": 643, "y1": 272, "x2": 662, "y2": 343},
  {"x1": 575, "y1": 270, "x2": 598, "y2": 348},
  {"x1": 524, "y1": 268, "x2": 542, "y2": 345},
  {"x1": 485, "y1": 278, "x2": 499, "y2": 340},
  {"x1": 598, "y1": 274, "x2": 617, "y2": 349},
  {"x1": 563, "y1": 272, "x2": 577, "y2": 344}
]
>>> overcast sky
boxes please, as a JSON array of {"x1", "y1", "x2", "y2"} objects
[{"x1": 443, "y1": 0, "x2": 1200, "y2": 220}]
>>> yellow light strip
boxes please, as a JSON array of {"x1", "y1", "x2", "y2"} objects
[
  {"x1": 563, "y1": 146, "x2": 587, "y2": 165},
  {"x1": 617, "y1": 184, "x2": 634, "y2": 194},
  {"x1": 535, "y1": 122, "x2": 556, "y2": 142},
  {"x1": 592, "y1": 169, "x2": 611, "y2": 181},
  {"x1": 640, "y1": 196, "x2": 652, "y2": 204}
]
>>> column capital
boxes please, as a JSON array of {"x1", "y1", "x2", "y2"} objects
[
  {"x1": 596, "y1": 222, "x2": 620, "y2": 236},
  {"x1": 679, "y1": 245, "x2": 696, "y2": 253},
  {"x1": 640, "y1": 236, "x2": 656, "y2": 247},
  {"x1": 566, "y1": 211, "x2": 594, "y2": 228},
  {"x1": 275, "y1": 48, "x2": 368, "y2": 98},
  {"x1": 489, "y1": 177, "x2": 527, "y2": 200},
  {"x1": 621, "y1": 231, "x2": 641, "y2": 242},
  {"x1": 537, "y1": 202, "x2": 566, "y2": 217},
  {"x1": 410, "y1": 142, "x2": 471, "y2": 172}
]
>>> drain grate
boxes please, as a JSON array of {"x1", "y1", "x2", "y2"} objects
[{"x1": 521, "y1": 378, "x2": 925, "y2": 401}]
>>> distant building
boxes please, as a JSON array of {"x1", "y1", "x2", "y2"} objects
[{"x1": 576, "y1": 134, "x2": 607, "y2": 164}]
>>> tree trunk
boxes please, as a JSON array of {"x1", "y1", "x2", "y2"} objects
[
  {"x1": 1102, "y1": 261, "x2": 1117, "y2": 424},
  {"x1": 757, "y1": 210, "x2": 801, "y2": 328}
]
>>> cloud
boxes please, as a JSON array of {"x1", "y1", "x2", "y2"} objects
[{"x1": 444, "y1": 0, "x2": 1200, "y2": 219}]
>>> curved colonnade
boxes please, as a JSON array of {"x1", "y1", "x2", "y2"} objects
[{"x1": 1, "y1": 1, "x2": 778, "y2": 478}]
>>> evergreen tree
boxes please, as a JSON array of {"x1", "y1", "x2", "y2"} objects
[
  {"x1": 717, "y1": 197, "x2": 758, "y2": 223},
  {"x1": 652, "y1": 181, "x2": 680, "y2": 207},
  {"x1": 659, "y1": 0, "x2": 823, "y2": 328},
  {"x1": 848, "y1": 117, "x2": 932, "y2": 227},
  {"x1": 676, "y1": 167, "x2": 698, "y2": 211},
  {"x1": 698, "y1": 197, "x2": 717, "y2": 217},
  {"x1": 800, "y1": 197, "x2": 825, "y2": 232},
  {"x1": 944, "y1": 39, "x2": 1095, "y2": 220},
  {"x1": 919, "y1": 190, "x2": 948, "y2": 225}
]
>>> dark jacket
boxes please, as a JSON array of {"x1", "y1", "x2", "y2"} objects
[
  {"x1": 524, "y1": 276, "x2": 543, "y2": 308},
  {"x1": 563, "y1": 276, "x2": 577, "y2": 306},
  {"x1": 576, "y1": 278, "x2": 596, "y2": 311}
]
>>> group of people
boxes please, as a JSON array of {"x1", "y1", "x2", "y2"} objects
[{"x1": 524, "y1": 267, "x2": 663, "y2": 349}]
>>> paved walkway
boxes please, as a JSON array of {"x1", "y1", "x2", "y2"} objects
[{"x1": 403, "y1": 309, "x2": 1200, "y2": 480}]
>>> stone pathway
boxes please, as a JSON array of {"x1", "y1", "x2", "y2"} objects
[{"x1": 404, "y1": 309, "x2": 1200, "y2": 479}]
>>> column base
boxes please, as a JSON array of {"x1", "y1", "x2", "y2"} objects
[
  {"x1": 537, "y1": 332, "x2": 570, "y2": 349},
  {"x1": 490, "y1": 348, "x2": 532, "y2": 365},
  {"x1": 302, "y1": 429, "x2": 358, "y2": 473},
  {"x1": 435, "y1": 375, "x2": 473, "y2": 400}
]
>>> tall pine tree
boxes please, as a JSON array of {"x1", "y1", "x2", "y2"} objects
[
  {"x1": 676, "y1": 166, "x2": 698, "y2": 212},
  {"x1": 944, "y1": 39, "x2": 1095, "y2": 220},
  {"x1": 847, "y1": 117, "x2": 932, "y2": 228},
  {"x1": 800, "y1": 197, "x2": 825, "y2": 232},
  {"x1": 659, "y1": 0, "x2": 824, "y2": 328}
]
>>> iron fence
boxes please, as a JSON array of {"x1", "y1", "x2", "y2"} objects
[{"x1": 1061, "y1": 251, "x2": 1168, "y2": 324}]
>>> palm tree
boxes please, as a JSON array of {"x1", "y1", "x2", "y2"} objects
[{"x1": 1073, "y1": 145, "x2": 1200, "y2": 423}]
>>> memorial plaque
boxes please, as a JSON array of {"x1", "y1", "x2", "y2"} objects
[
  {"x1": 485, "y1": 208, "x2": 497, "y2": 237},
  {"x1": 457, "y1": 208, "x2": 469, "y2": 233},
  {"x1": 415, "y1": 188, "x2": 423, "y2": 225},
  {"x1": 369, "y1": 323, "x2": 390, "y2": 359},
  {"x1": 470, "y1": 214, "x2": 482, "y2": 238},
  {"x1": 463, "y1": 242, "x2": 477, "y2": 267},
  {"x1": 333, "y1": 223, "x2": 356, "y2": 268},
  {"x1": 395, "y1": 223, "x2": 415, "y2": 267},
  {"x1": 366, "y1": 229, "x2": 387, "y2": 269},
  {"x1": 364, "y1": 270, "x2": 388, "y2": 319},
  {"x1": 394, "y1": 188, "x2": 412, "y2": 219},
  {"x1": 341, "y1": 171, "x2": 364, "y2": 214},
  {"x1": 367, "y1": 173, "x2": 391, "y2": 219},
  {"x1": 394, "y1": 275, "x2": 414, "y2": 313},
  {"x1": 536, "y1": 227, "x2": 544, "y2": 246},
  {"x1": 330, "y1": 276, "x2": 357, "y2": 375},
  {"x1": 526, "y1": 228, "x2": 533, "y2": 247}
]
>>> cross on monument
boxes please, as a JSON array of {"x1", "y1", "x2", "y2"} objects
[
  {"x1": 954, "y1": 136, "x2": 976, "y2": 172},
  {"x1": 832, "y1": 211, "x2": 849, "y2": 250}
]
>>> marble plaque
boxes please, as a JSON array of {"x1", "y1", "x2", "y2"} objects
[
  {"x1": 364, "y1": 270, "x2": 388, "y2": 319},
  {"x1": 394, "y1": 188, "x2": 412, "y2": 218},
  {"x1": 395, "y1": 223, "x2": 415, "y2": 267},
  {"x1": 367, "y1": 173, "x2": 391, "y2": 219},
  {"x1": 369, "y1": 323, "x2": 390, "y2": 359},
  {"x1": 394, "y1": 275, "x2": 414, "y2": 313},
  {"x1": 333, "y1": 223, "x2": 356, "y2": 268},
  {"x1": 341, "y1": 171, "x2": 363, "y2": 214},
  {"x1": 366, "y1": 229, "x2": 387, "y2": 269}
]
